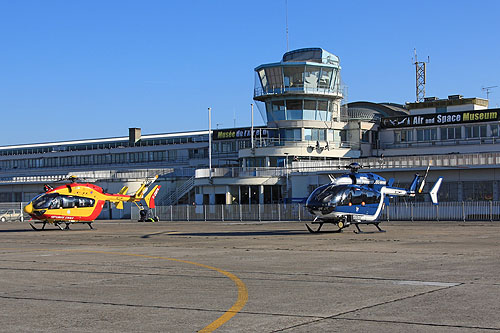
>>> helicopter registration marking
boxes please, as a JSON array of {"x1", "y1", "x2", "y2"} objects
[{"x1": 49, "y1": 216, "x2": 75, "y2": 220}]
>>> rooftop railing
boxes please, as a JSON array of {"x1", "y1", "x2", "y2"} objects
[
  {"x1": 254, "y1": 85, "x2": 343, "y2": 98},
  {"x1": 195, "y1": 152, "x2": 500, "y2": 180}
]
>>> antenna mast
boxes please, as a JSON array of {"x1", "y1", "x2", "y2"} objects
[
  {"x1": 285, "y1": 0, "x2": 289, "y2": 51},
  {"x1": 482, "y1": 86, "x2": 498, "y2": 101},
  {"x1": 413, "y1": 49, "x2": 429, "y2": 102}
]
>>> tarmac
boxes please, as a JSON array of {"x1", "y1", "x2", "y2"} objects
[{"x1": 0, "y1": 219, "x2": 499, "y2": 332}]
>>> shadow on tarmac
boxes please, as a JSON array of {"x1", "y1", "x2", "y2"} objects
[{"x1": 141, "y1": 230, "x2": 307, "y2": 238}]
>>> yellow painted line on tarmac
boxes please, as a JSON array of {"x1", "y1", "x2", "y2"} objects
[{"x1": 27, "y1": 248, "x2": 248, "y2": 332}]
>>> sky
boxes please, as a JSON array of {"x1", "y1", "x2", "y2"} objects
[{"x1": 1, "y1": 0, "x2": 499, "y2": 145}]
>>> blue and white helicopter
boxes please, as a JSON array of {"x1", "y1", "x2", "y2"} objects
[{"x1": 305, "y1": 162, "x2": 443, "y2": 233}]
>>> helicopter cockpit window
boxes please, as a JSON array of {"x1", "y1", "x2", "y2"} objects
[
  {"x1": 310, "y1": 184, "x2": 335, "y2": 202},
  {"x1": 76, "y1": 197, "x2": 95, "y2": 207},
  {"x1": 61, "y1": 196, "x2": 76, "y2": 208},
  {"x1": 62, "y1": 196, "x2": 95, "y2": 208},
  {"x1": 365, "y1": 190, "x2": 380, "y2": 204},
  {"x1": 351, "y1": 190, "x2": 364, "y2": 205},
  {"x1": 32, "y1": 194, "x2": 95, "y2": 209},
  {"x1": 32, "y1": 193, "x2": 61, "y2": 209},
  {"x1": 340, "y1": 190, "x2": 353, "y2": 206}
]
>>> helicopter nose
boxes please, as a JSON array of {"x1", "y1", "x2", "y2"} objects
[{"x1": 24, "y1": 203, "x2": 33, "y2": 214}]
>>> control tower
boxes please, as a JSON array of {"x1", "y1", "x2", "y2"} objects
[
  {"x1": 254, "y1": 47, "x2": 343, "y2": 127},
  {"x1": 242, "y1": 48, "x2": 360, "y2": 168}
]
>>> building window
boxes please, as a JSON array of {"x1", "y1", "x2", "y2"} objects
[
  {"x1": 318, "y1": 67, "x2": 333, "y2": 89},
  {"x1": 361, "y1": 130, "x2": 370, "y2": 143},
  {"x1": 279, "y1": 128, "x2": 300, "y2": 141},
  {"x1": 465, "y1": 125, "x2": 487, "y2": 138},
  {"x1": 167, "y1": 150, "x2": 177, "y2": 161},
  {"x1": 438, "y1": 182, "x2": 459, "y2": 202},
  {"x1": 303, "y1": 99, "x2": 316, "y2": 110},
  {"x1": 441, "y1": 126, "x2": 462, "y2": 140},
  {"x1": 304, "y1": 128, "x2": 325, "y2": 141},
  {"x1": 463, "y1": 181, "x2": 493, "y2": 201},
  {"x1": 416, "y1": 128, "x2": 437, "y2": 141},
  {"x1": 304, "y1": 66, "x2": 320, "y2": 89},
  {"x1": 490, "y1": 124, "x2": 499, "y2": 137},
  {"x1": 401, "y1": 130, "x2": 413, "y2": 142},
  {"x1": 283, "y1": 66, "x2": 304, "y2": 88}
]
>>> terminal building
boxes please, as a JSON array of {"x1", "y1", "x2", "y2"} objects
[{"x1": 1, "y1": 48, "x2": 499, "y2": 218}]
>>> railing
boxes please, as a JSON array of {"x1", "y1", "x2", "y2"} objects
[
  {"x1": 195, "y1": 167, "x2": 287, "y2": 179},
  {"x1": 381, "y1": 137, "x2": 500, "y2": 149},
  {"x1": 249, "y1": 138, "x2": 359, "y2": 150},
  {"x1": 254, "y1": 85, "x2": 343, "y2": 98},
  {"x1": 290, "y1": 152, "x2": 500, "y2": 172},
  {"x1": 157, "y1": 175, "x2": 195, "y2": 206},
  {"x1": 194, "y1": 152, "x2": 500, "y2": 180},
  {"x1": 0, "y1": 168, "x2": 178, "y2": 184},
  {"x1": 132, "y1": 201, "x2": 500, "y2": 222},
  {"x1": 2, "y1": 201, "x2": 499, "y2": 223}
]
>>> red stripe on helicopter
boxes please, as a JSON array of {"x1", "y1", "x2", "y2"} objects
[{"x1": 148, "y1": 186, "x2": 161, "y2": 209}]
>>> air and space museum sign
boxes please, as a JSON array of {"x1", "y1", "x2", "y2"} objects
[
  {"x1": 381, "y1": 108, "x2": 500, "y2": 129},
  {"x1": 212, "y1": 127, "x2": 269, "y2": 140}
]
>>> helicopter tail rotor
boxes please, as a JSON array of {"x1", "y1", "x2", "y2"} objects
[
  {"x1": 144, "y1": 185, "x2": 161, "y2": 208},
  {"x1": 133, "y1": 175, "x2": 159, "y2": 199},
  {"x1": 430, "y1": 177, "x2": 443, "y2": 205}
]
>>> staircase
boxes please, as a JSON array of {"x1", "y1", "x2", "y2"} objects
[{"x1": 157, "y1": 176, "x2": 195, "y2": 206}]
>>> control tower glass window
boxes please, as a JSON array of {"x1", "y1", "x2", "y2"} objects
[
  {"x1": 303, "y1": 100, "x2": 316, "y2": 120},
  {"x1": 304, "y1": 128, "x2": 326, "y2": 141},
  {"x1": 319, "y1": 68, "x2": 333, "y2": 89},
  {"x1": 317, "y1": 101, "x2": 328, "y2": 121},
  {"x1": 304, "y1": 66, "x2": 320, "y2": 89},
  {"x1": 284, "y1": 66, "x2": 304, "y2": 88},
  {"x1": 286, "y1": 100, "x2": 302, "y2": 120},
  {"x1": 260, "y1": 67, "x2": 283, "y2": 91},
  {"x1": 258, "y1": 69, "x2": 268, "y2": 89},
  {"x1": 271, "y1": 100, "x2": 285, "y2": 121},
  {"x1": 279, "y1": 128, "x2": 301, "y2": 141}
]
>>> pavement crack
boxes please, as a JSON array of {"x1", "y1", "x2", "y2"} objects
[{"x1": 270, "y1": 284, "x2": 472, "y2": 332}]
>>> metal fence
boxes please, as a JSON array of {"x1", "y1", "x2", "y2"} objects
[
  {"x1": 3, "y1": 201, "x2": 500, "y2": 224},
  {"x1": 132, "y1": 201, "x2": 500, "y2": 222},
  {"x1": 0, "y1": 202, "x2": 26, "y2": 222}
]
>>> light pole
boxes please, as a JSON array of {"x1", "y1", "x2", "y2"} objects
[
  {"x1": 208, "y1": 107, "x2": 212, "y2": 181},
  {"x1": 284, "y1": 152, "x2": 289, "y2": 202},
  {"x1": 251, "y1": 103, "x2": 254, "y2": 149}
]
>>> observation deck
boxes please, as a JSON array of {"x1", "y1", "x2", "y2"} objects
[{"x1": 254, "y1": 48, "x2": 343, "y2": 102}]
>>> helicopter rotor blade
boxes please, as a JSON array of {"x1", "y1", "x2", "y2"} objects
[{"x1": 418, "y1": 162, "x2": 432, "y2": 193}]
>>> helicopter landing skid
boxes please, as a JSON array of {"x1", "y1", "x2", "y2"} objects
[
  {"x1": 29, "y1": 221, "x2": 94, "y2": 231},
  {"x1": 29, "y1": 222, "x2": 47, "y2": 230},
  {"x1": 353, "y1": 223, "x2": 386, "y2": 234},
  {"x1": 305, "y1": 222, "x2": 343, "y2": 234}
]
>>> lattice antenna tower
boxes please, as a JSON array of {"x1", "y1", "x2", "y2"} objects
[{"x1": 413, "y1": 49, "x2": 429, "y2": 102}]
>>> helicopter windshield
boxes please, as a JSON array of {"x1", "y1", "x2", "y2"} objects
[
  {"x1": 32, "y1": 193, "x2": 61, "y2": 209},
  {"x1": 306, "y1": 185, "x2": 349, "y2": 206}
]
